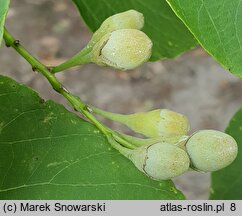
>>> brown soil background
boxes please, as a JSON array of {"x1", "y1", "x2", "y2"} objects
[{"x1": 1, "y1": 0, "x2": 242, "y2": 199}]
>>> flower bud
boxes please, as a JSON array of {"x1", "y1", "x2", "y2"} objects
[
  {"x1": 92, "y1": 107, "x2": 189, "y2": 140},
  {"x1": 128, "y1": 143, "x2": 190, "y2": 180},
  {"x1": 89, "y1": 10, "x2": 144, "y2": 46},
  {"x1": 186, "y1": 130, "x2": 238, "y2": 172},
  {"x1": 91, "y1": 29, "x2": 152, "y2": 70},
  {"x1": 125, "y1": 109, "x2": 189, "y2": 138},
  {"x1": 51, "y1": 10, "x2": 145, "y2": 73}
]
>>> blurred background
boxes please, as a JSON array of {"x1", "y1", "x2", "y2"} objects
[{"x1": 1, "y1": 0, "x2": 242, "y2": 199}]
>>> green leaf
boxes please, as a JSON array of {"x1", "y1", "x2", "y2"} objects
[
  {"x1": 210, "y1": 108, "x2": 242, "y2": 199},
  {"x1": 72, "y1": 0, "x2": 197, "y2": 61},
  {"x1": 0, "y1": 75, "x2": 184, "y2": 199},
  {"x1": 0, "y1": 0, "x2": 10, "y2": 47},
  {"x1": 167, "y1": 0, "x2": 242, "y2": 78}
]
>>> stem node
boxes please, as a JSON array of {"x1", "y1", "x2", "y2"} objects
[
  {"x1": 13, "y1": 39, "x2": 20, "y2": 46},
  {"x1": 61, "y1": 86, "x2": 69, "y2": 93},
  {"x1": 53, "y1": 85, "x2": 63, "y2": 93},
  {"x1": 47, "y1": 66, "x2": 53, "y2": 71},
  {"x1": 86, "y1": 106, "x2": 93, "y2": 113},
  {"x1": 32, "y1": 66, "x2": 37, "y2": 72}
]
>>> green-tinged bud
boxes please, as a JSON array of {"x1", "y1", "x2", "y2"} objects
[
  {"x1": 92, "y1": 108, "x2": 189, "y2": 139},
  {"x1": 89, "y1": 10, "x2": 144, "y2": 46},
  {"x1": 127, "y1": 143, "x2": 190, "y2": 180},
  {"x1": 51, "y1": 10, "x2": 145, "y2": 73},
  {"x1": 91, "y1": 29, "x2": 152, "y2": 70},
  {"x1": 122, "y1": 109, "x2": 189, "y2": 138},
  {"x1": 186, "y1": 130, "x2": 238, "y2": 172}
]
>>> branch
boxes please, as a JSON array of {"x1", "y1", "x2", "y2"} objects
[{"x1": 3, "y1": 27, "x2": 109, "y2": 136}]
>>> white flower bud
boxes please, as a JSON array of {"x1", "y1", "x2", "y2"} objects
[
  {"x1": 186, "y1": 130, "x2": 238, "y2": 172},
  {"x1": 90, "y1": 10, "x2": 144, "y2": 46},
  {"x1": 92, "y1": 29, "x2": 152, "y2": 70},
  {"x1": 128, "y1": 143, "x2": 190, "y2": 180},
  {"x1": 98, "y1": 9, "x2": 144, "y2": 32},
  {"x1": 51, "y1": 10, "x2": 145, "y2": 73}
]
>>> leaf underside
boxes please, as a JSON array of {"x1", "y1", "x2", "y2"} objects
[{"x1": 0, "y1": 75, "x2": 184, "y2": 199}]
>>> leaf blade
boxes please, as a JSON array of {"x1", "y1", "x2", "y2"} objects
[
  {"x1": 167, "y1": 0, "x2": 242, "y2": 78},
  {"x1": 210, "y1": 108, "x2": 242, "y2": 199},
  {"x1": 0, "y1": 75, "x2": 185, "y2": 199}
]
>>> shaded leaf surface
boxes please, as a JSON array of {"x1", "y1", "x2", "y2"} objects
[
  {"x1": 72, "y1": 0, "x2": 197, "y2": 61},
  {"x1": 0, "y1": 0, "x2": 10, "y2": 47},
  {"x1": 210, "y1": 108, "x2": 242, "y2": 199},
  {"x1": 167, "y1": 0, "x2": 242, "y2": 78},
  {"x1": 0, "y1": 75, "x2": 184, "y2": 199}
]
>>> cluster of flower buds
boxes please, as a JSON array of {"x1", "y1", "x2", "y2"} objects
[
  {"x1": 52, "y1": 10, "x2": 238, "y2": 181},
  {"x1": 101, "y1": 108, "x2": 238, "y2": 181},
  {"x1": 52, "y1": 10, "x2": 152, "y2": 73},
  {"x1": 89, "y1": 10, "x2": 152, "y2": 70}
]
